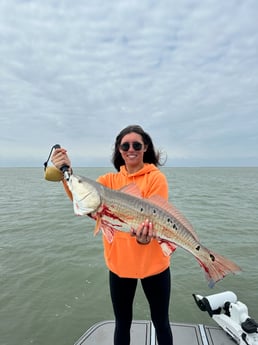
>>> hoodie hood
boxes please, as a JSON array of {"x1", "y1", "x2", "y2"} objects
[{"x1": 119, "y1": 163, "x2": 159, "y2": 178}]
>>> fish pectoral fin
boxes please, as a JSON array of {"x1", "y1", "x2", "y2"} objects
[
  {"x1": 101, "y1": 224, "x2": 115, "y2": 243},
  {"x1": 94, "y1": 216, "x2": 115, "y2": 243},
  {"x1": 119, "y1": 183, "x2": 142, "y2": 198},
  {"x1": 93, "y1": 215, "x2": 102, "y2": 236}
]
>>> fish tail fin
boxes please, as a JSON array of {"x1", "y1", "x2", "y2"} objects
[{"x1": 196, "y1": 249, "x2": 241, "y2": 288}]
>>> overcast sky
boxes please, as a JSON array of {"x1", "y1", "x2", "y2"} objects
[{"x1": 1, "y1": 0, "x2": 257, "y2": 167}]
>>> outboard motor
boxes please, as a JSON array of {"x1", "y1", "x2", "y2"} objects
[{"x1": 193, "y1": 291, "x2": 258, "y2": 345}]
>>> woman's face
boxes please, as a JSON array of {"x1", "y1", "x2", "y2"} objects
[{"x1": 119, "y1": 132, "x2": 147, "y2": 173}]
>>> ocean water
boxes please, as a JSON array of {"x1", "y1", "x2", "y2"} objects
[{"x1": 1, "y1": 167, "x2": 258, "y2": 345}]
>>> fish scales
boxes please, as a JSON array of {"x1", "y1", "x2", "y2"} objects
[
  {"x1": 68, "y1": 174, "x2": 241, "y2": 287},
  {"x1": 102, "y1": 186, "x2": 194, "y2": 242}
]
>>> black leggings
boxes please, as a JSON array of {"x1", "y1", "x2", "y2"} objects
[{"x1": 109, "y1": 268, "x2": 173, "y2": 345}]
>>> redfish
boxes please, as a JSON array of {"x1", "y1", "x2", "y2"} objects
[{"x1": 67, "y1": 174, "x2": 241, "y2": 287}]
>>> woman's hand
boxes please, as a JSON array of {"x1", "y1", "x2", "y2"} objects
[
  {"x1": 51, "y1": 148, "x2": 72, "y2": 172},
  {"x1": 131, "y1": 219, "x2": 155, "y2": 245}
]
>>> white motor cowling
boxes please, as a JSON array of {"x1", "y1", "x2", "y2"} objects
[
  {"x1": 193, "y1": 291, "x2": 258, "y2": 345},
  {"x1": 193, "y1": 291, "x2": 237, "y2": 316}
]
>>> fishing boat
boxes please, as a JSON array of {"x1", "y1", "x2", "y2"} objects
[{"x1": 74, "y1": 291, "x2": 258, "y2": 345}]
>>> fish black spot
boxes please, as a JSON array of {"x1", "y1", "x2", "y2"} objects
[
  {"x1": 210, "y1": 254, "x2": 215, "y2": 262},
  {"x1": 195, "y1": 245, "x2": 200, "y2": 251},
  {"x1": 140, "y1": 207, "x2": 144, "y2": 212},
  {"x1": 173, "y1": 224, "x2": 177, "y2": 230},
  {"x1": 153, "y1": 209, "x2": 157, "y2": 215}
]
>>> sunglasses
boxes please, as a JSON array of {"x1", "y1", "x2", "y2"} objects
[{"x1": 119, "y1": 141, "x2": 143, "y2": 151}]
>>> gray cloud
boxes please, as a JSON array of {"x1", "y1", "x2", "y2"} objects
[{"x1": 0, "y1": 0, "x2": 257, "y2": 167}]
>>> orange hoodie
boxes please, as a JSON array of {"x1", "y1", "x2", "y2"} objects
[
  {"x1": 96, "y1": 163, "x2": 172, "y2": 278},
  {"x1": 62, "y1": 164, "x2": 173, "y2": 278}
]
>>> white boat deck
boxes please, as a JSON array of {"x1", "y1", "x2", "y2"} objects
[{"x1": 74, "y1": 320, "x2": 236, "y2": 345}]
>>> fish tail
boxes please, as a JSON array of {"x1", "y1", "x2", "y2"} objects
[{"x1": 196, "y1": 248, "x2": 241, "y2": 288}]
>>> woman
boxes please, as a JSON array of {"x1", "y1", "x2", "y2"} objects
[{"x1": 52, "y1": 125, "x2": 174, "y2": 345}]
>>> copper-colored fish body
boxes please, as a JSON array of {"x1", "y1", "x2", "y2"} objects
[{"x1": 68, "y1": 174, "x2": 241, "y2": 287}]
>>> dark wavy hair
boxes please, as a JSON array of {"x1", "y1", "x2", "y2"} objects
[{"x1": 112, "y1": 125, "x2": 165, "y2": 171}]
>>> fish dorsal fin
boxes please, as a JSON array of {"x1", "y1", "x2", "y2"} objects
[
  {"x1": 148, "y1": 195, "x2": 199, "y2": 241},
  {"x1": 120, "y1": 183, "x2": 143, "y2": 198}
]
